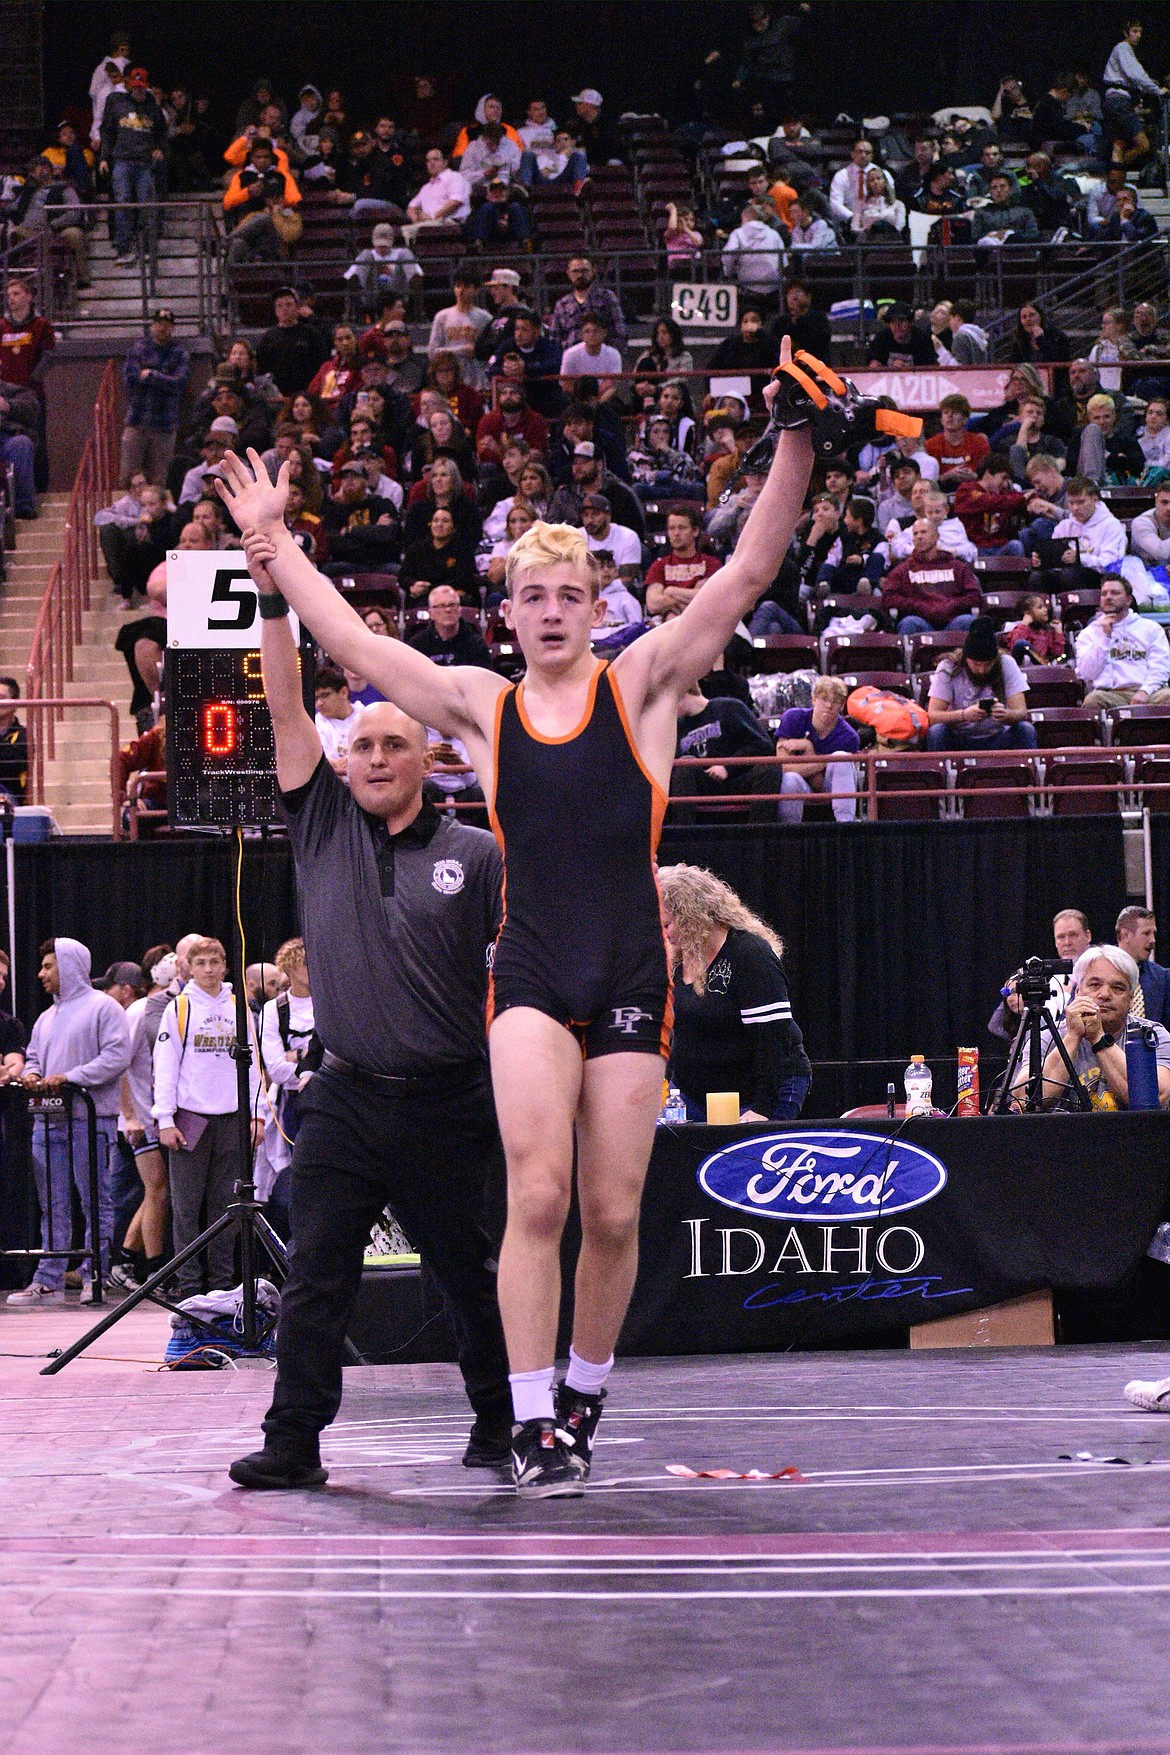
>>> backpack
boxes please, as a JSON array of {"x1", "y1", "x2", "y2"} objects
[
  {"x1": 273, "y1": 993, "x2": 322, "y2": 1142},
  {"x1": 846, "y1": 684, "x2": 928, "y2": 749}
]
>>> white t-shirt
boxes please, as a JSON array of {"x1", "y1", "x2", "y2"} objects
[
  {"x1": 413, "y1": 169, "x2": 471, "y2": 222},
  {"x1": 560, "y1": 341, "x2": 623, "y2": 380},
  {"x1": 586, "y1": 522, "x2": 642, "y2": 571},
  {"x1": 315, "y1": 705, "x2": 360, "y2": 766}
]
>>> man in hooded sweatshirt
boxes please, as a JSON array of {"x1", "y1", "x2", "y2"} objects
[
  {"x1": 6, "y1": 938, "x2": 132, "y2": 1308},
  {"x1": 152, "y1": 936, "x2": 262, "y2": 1300}
]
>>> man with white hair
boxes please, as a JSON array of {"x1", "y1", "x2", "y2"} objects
[{"x1": 1037, "y1": 943, "x2": 1170, "y2": 1111}]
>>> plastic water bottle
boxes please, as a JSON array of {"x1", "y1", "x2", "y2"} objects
[
  {"x1": 661, "y1": 1085, "x2": 688, "y2": 1124},
  {"x1": 904, "y1": 1055, "x2": 933, "y2": 1117}
]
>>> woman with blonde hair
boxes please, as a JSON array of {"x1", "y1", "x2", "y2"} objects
[{"x1": 658, "y1": 863, "x2": 811, "y2": 1121}]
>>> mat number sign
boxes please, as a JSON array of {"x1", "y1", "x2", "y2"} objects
[{"x1": 671, "y1": 284, "x2": 738, "y2": 328}]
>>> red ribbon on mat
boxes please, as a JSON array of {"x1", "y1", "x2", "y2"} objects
[{"x1": 666, "y1": 1464, "x2": 805, "y2": 1481}]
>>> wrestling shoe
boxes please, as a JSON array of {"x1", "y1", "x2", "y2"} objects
[
  {"x1": 554, "y1": 1383, "x2": 607, "y2": 1480},
  {"x1": 511, "y1": 1419, "x2": 584, "y2": 1497},
  {"x1": 1124, "y1": 1375, "x2": 1170, "y2": 1412},
  {"x1": 228, "y1": 1446, "x2": 328, "y2": 1489},
  {"x1": 462, "y1": 1420, "x2": 513, "y2": 1468}
]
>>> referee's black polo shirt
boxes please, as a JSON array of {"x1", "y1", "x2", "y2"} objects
[{"x1": 282, "y1": 757, "x2": 502, "y2": 1076}]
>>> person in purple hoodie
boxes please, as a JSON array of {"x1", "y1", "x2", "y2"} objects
[{"x1": 5, "y1": 937, "x2": 132, "y2": 1308}]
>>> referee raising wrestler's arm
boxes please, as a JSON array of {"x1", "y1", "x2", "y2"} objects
[
  {"x1": 226, "y1": 553, "x2": 513, "y2": 1491},
  {"x1": 219, "y1": 337, "x2": 814, "y2": 1497}
]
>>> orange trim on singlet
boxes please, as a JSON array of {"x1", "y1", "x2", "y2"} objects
[{"x1": 514, "y1": 659, "x2": 604, "y2": 746}]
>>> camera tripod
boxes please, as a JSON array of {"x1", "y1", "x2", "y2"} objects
[{"x1": 991, "y1": 980, "x2": 1091, "y2": 1113}]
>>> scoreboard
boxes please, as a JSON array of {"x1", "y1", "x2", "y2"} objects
[{"x1": 164, "y1": 553, "x2": 315, "y2": 828}]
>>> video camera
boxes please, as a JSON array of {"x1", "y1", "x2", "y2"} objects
[{"x1": 1010, "y1": 955, "x2": 1074, "y2": 1007}]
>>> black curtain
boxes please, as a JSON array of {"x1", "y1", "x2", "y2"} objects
[{"x1": 0, "y1": 821, "x2": 1126, "y2": 1115}]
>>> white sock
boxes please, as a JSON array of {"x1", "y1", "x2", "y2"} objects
[
  {"x1": 565, "y1": 1347, "x2": 614, "y2": 1397},
  {"x1": 509, "y1": 1367, "x2": 555, "y2": 1424}
]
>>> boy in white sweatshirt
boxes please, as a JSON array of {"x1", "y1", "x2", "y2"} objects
[
  {"x1": 1074, "y1": 573, "x2": 1170, "y2": 709},
  {"x1": 153, "y1": 936, "x2": 262, "y2": 1299}
]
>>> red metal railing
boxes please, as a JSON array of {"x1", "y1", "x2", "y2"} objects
[{"x1": 25, "y1": 360, "x2": 121, "y2": 825}]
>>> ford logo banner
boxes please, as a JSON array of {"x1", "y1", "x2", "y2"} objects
[{"x1": 698, "y1": 1131, "x2": 948, "y2": 1223}]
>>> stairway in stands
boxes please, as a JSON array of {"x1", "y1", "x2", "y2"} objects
[
  {"x1": 1, "y1": 499, "x2": 133, "y2": 835},
  {"x1": 72, "y1": 199, "x2": 212, "y2": 341}
]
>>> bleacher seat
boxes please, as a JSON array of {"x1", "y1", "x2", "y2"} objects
[
  {"x1": 334, "y1": 573, "x2": 403, "y2": 611},
  {"x1": 1045, "y1": 750, "x2": 1125, "y2": 815},
  {"x1": 746, "y1": 634, "x2": 819, "y2": 674},
  {"x1": 822, "y1": 632, "x2": 905, "y2": 674},
  {"x1": 1135, "y1": 754, "x2": 1170, "y2": 811},
  {"x1": 873, "y1": 756, "x2": 948, "y2": 821},
  {"x1": 812, "y1": 594, "x2": 885, "y2": 633},
  {"x1": 972, "y1": 555, "x2": 1031, "y2": 584},
  {"x1": 955, "y1": 754, "x2": 1036, "y2": 820},
  {"x1": 1024, "y1": 665, "x2": 1083, "y2": 708},
  {"x1": 1104, "y1": 705, "x2": 1170, "y2": 747},
  {"x1": 1055, "y1": 588, "x2": 1100, "y2": 634},
  {"x1": 981, "y1": 590, "x2": 1031, "y2": 628},
  {"x1": 907, "y1": 630, "x2": 966, "y2": 673},
  {"x1": 1029, "y1": 706, "x2": 1099, "y2": 748}
]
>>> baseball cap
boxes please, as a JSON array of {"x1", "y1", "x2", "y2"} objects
[
  {"x1": 150, "y1": 952, "x2": 178, "y2": 987},
  {"x1": 127, "y1": 67, "x2": 149, "y2": 89},
  {"x1": 273, "y1": 285, "x2": 298, "y2": 302},
  {"x1": 94, "y1": 960, "x2": 145, "y2": 992},
  {"x1": 487, "y1": 267, "x2": 521, "y2": 287},
  {"x1": 571, "y1": 88, "x2": 603, "y2": 106},
  {"x1": 383, "y1": 319, "x2": 409, "y2": 334},
  {"x1": 208, "y1": 416, "x2": 239, "y2": 436},
  {"x1": 152, "y1": 307, "x2": 175, "y2": 323},
  {"x1": 339, "y1": 461, "x2": 367, "y2": 477},
  {"x1": 572, "y1": 441, "x2": 596, "y2": 459},
  {"x1": 372, "y1": 223, "x2": 395, "y2": 246},
  {"x1": 582, "y1": 492, "x2": 610, "y2": 510},
  {"x1": 487, "y1": 176, "x2": 508, "y2": 190}
]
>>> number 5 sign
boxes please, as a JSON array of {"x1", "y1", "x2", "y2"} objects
[
  {"x1": 165, "y1": 551, "x2": 300, "y2": 648},
  {"x1": 671, "y1": 283, "x2": 738, "y2": 328}
]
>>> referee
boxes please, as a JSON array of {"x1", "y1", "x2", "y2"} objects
[{"x1": 229, "y1": 573, "x2": 510, "y2": 1490}]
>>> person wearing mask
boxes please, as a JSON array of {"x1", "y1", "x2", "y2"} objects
[
  {"x1": 5, "y1": 938, "x2": 132, "y2": 1308},
  {"x1": 152, "y1": 937, "x2": 262, "y2": 1301},
  {"x1": 925, "y1": 617, "x2": 1037, "y2": 752},
  {"x1": 660, "y1": 863, "x2": 811, "y2": 1123}
]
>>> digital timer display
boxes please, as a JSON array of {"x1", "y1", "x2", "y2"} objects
[{"x1": 167, "y1": 647, "x2": 314, "y2": 828}]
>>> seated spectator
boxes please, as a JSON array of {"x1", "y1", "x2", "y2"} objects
[
  {"x1": 706, "y1": 303, "x2": 779, "y2": 380},
  {"x1": 96, "y1": 470, "x2": 150, "y2": 532},
  {"x1": 590, "y1": 549, "x2": 643, "y2": 638},
  {"x1": 720, "y1": 206, "x2": 785, "y2": 307},
  {"x1": 926, "y1": 618, "x2": 1037, "y2": 751},
  {"x1": 1088, "y1": 170, "x2": 1151, "y2": 237},
  {"x1": 1131, "y1": 483, "x2": 1170, "y2": 569},
  {"x1": 895, "y1": 137, "x2": 939, "y2": 206},
  {"x1": 403, "y1": 456, "x2": 482, "y2": 547},
  {"x1": 867, "y1": 304, "x2": 935, "y2": 369},
  {"x1": 787, "y1": 196, "x2": 838, "y2": 251},
  {"x1": 0, "y1": 678, "x2": 29, "y2": 803},
  {"x1": 475, "y1": 381, "x2": 546, "y2": 468},
  {"x1": 413, "y1": 405, "x2": 477, "y2": 481},
  {"x1": 460, "y1": 121, "x2": 522, "y2": 192},
  {"x1": 631, "y1": 316, "x2": 694, "y2": 382},
  {"x1": 971, "y1": 174, "x2": 1040, "y2": 244},
  {"x1": 776, "y1": 675, "x2": 860, "y2": 824},
  {"x1": 953, "y1": 454, "x2": 1030, "y2": 554},
  {"x1": 289, "y1": 84, "x2": 325, "y2": 158},
  {"x1": 881, "y1": 518, "x2": 983, "y2": 633},
  {"x1": 300, "y1": 125, "x2": 349, "y2": 197},
  {"x1": 580, "y1": 492, "x2": 641, "y2": 580},
  {"x1": 282, "y1": 391, "x2": 334, "y2": 458},
  {"x1": 332, "y1": 410, "x2": 399, "y2": 483},
  {"x1": 1009, "y1": 303, "x2": 1073, "y2": 367},
  {"x1": 945, "y1": 301, "x2": 990, "y2": 365},
  {"x1": 1074, "y1": 573, "x2": 1170, "y2": 709},
  {"x1": 400, "y1": 508, "x2": 481, "y2": 603},
  {"x1": 305, "y1": 323, "x2": 364, "y2": 412},
  {"x1": 484, "y1": 499, "x2": 537, "y2": 591},
  {"x1": 343, "y1": 128, "x2": 409, "y2": 222},
  {"x1": 427, "y1": 267, "x2": 491, "y2": 380},
  {"x1": 344, "y1": 224, "x2": 421, "y2": 317},
  {"x1": 177, "y1": 419, "x2": 236, "y2": 503},
  {"x1": 568, "y1": 86, "x2": 622, "y2": 167},
  {"x1": 876, "y1": 456, "x2": 924, "y2": 528},
  {"x1": 547, "y1": 438, "x2": 644, "y2": 536},
  {"x1": 403, "y1": 147, "x2": 471, "y2": 240},
  {"x1": 849, "y1": 166, "x2": 904, "y2": 241},
  {"x1": 912, "y1": 164, "x2": 968, "y2": 220},
  {"x1": 1018, "y1": 453, "x2": 1070, "y2": 552},
  {"x1": 663, "y1": 202, "x2": 704, "y2": 272},
  {"x1": 452, "y1": 95, "x2": 523, "y2": 162},
  {"x1": 43, "y1": 118, "x2": 96, "y2": 201},
  {"x1": 670, "y1": 684, "x2": 777, "y2": 823},
  {"x1": 1076, "y1": 393, "x2": 1145, "y2": 484},
  {"x1": 644, "y1": 508, "x2": 723, "y2": 618},
  {"x1": 4, "y1": 155, "x2": 89, "y2": 289},
  {"x1": 707, "y1": 465, "x2": 772, "y2": 558},
  {"x1": 1088, "y1": 306, "x2": 1138, "y2": 393},
  {"x1": 560, "y1": 313, "x2": 623, "y2": 400},
  {"x1": 627, "y1": 415, "x2": 705, "y2": 502},
  {"x1": 467, "y1": 175, "x2": 531, "y2": 247},
  {"x1": 1130, "y1": 302, "x2": 1169, "y2": 358},
  {"x1": 519, "y1": 126, "x2": 590, "y2": 191},
  {"x1": 1005, "y1": 593, "x2": 1067, "y2": 665},
  {"x1": 101, "y1": 484, "x2": 177, "y2": 602},
  {"x1": 1036, "y1": 475, "x2": 1125, "y2": 597},
  {"x1": 320, "y1": 462, "x2": 402, "y2": 577},
  {"x1": 815, "y1": 494, "x2": 885, "y2": 594},
  {"x1": 925, "y1": 394, "x2": 991, "y2": 487},
  {"x1": 885, "y1": 484, "x2": 978, "y2": 565},
  {"x1": 548, "y1": 258, "x2": 625, "y2": 353},
  {"x1": 421, "y1": 351, "x2": 484, "y2": 436},
  {"x1": 773, "y1": 280, "x2": 832, "y2": 360},
  {"x1": 655, "y1": 379, "x2": 698, "y2": 458},
  {"x1": 480, "y1": 441, "x2": 533, "y2": 524},
  {"x1": 0, "y1": 394, "x2": 38, "y2": 520},
  {"x1": 828, "y1": 139, "x2": 876, "y2": 225},
  {"x1": 489, "y1": 310, "x2": 563, "y2": 420},
  {"x1": 113, "y1": 560, "x2": 167, "y2": 725},
  {"x1": 1007, "y1": 394, "x2": 1068, "y2": 480},
  {"x1": 284, "y1": 478, "x2": 327, "y2": 566},
  {"x1": 1020, "y1": 152, "x2": 1078, "y2": 236},
  {"x1": 409, "y1": 584, "x2": 494, "y2": 666},
  {"x1": 1028, "y1": 74, "x2": 1094, "y2": 153},
  {"x1": 222, "y1": 138, "x2": 301, "y2": 264},
  {"x1": 313, "y1": 668, "x2": 360, "y2": 773},
  {"x1": 1039, "y1": 945, "x2": 1170, "y2": 1112}
]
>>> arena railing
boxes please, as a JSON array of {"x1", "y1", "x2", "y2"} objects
[{"x1": 25, "y1": 356, "x2": 124, "y2": 836}]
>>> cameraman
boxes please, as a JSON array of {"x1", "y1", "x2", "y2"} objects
[
  {"x1": 988, "y1": 907, "x2": 1089, "y2": 1040},
  {"x1": 1035, "y1": 945, "x2": 1170, "y2": 1111}
]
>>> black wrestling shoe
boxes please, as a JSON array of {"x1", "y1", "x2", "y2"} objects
[
  {"x1": 511, "y1": 1419, "x2": 584, "y2": 1497},
  {"x1": 462, "y1": 1421, "x2": 513, "y2": 1468},
  {"x1": 554, "y1": 1383, "x2": 607, "y2": 1479},
  {"x1": 228, "y1": 1446, "x2": 328, "y2": 1490}
]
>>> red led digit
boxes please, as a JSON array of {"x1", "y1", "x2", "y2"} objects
[{"x1": 202, "y1": 701, "x2": 237, "y2": 757}]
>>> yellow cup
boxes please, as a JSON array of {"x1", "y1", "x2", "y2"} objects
[{"x1": 706, "y1": 1091, "x2": 740, "y2": 1125}]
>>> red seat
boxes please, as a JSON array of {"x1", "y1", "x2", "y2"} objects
[
  {"x1": 746, "y1": 633, "x2": 819, "y2": 674},
  {"x1": 980, "y1": 589, "x2": 1032, "y2": 629},
  {"x1": 1136, "y1": 754, "x2": 1170, "y2": 811},
  {"x1": 813, "y1": 594, "x2": 884, "y2": 633},
  {"x1": 822, "y1": 632, "x2": 905, "y2": 674},
  {"x1": 1026, "y1": 665, "x2": 1084, "y2": 708},
  {"x1": 1029, "y1": 706, "x2": 1100, "y2": 749},
  {"x1": 973, "y1": 554, "x2": 1032, "y2": 582},
  {"x1": 873, "y1": 756, "x2": 948, "y2": 821},
  {"x1": 1105, "y1": 704, "x2": 1170, "y2": 747},
  {"x1": 1045, "y1": 751, "x2": 1126, "y2": 815},
  {"x1": 907, "y1": 630, "x2": 966, "y2": 673},
  {"x1": 955, "y1": 754, "x2": 1036, "y2": 819},
  {"x1": 1055, "y1": 589, "x2": 1100, "y2": 635},
  {"x1": 490, "y1": 638, "x2": 525, "y2": 679}
]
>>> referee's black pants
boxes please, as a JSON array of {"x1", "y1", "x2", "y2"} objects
[{"x1": 262, "y1": 1063, "x2": 510, "y2": 1455}]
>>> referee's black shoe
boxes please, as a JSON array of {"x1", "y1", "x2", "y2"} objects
[
  {"x1": 555, "y1": 1383, "x2": 607, "y2": 1480},
  {"x1": 462, "y1": 1420, "x2": 513, "y2": 1469},
  {"x1": 511, "y1": 1419, "x2": 584, "y2": 1497},
  {"x1": 228, "y1": 1446, "x2": 328, "y2": 1490}
]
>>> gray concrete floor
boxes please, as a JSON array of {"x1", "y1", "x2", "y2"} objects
[{"x1": 3, "y1": 1296, "x2": 1170, "y2": 1753}]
